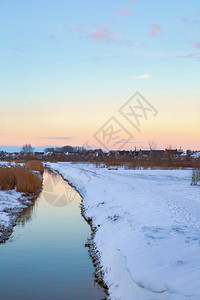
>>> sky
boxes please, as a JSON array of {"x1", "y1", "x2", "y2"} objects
[{"x1": 0, "y1": 0, "x2": 199, "y2": 151}]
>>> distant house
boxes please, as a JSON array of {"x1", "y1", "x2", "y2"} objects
[
  {"x1": 137, "y1": 150, "x2": 151, "y2": 159},
  {"x1": 0, "y1": 151, "x2": 5, "y2": 158},
  {"x1": 93, "y1": 149, "x2": 104, "y2": 157},
  {"x1": 107, "y1": 151, "x2": 118, "y2": 158},
  {"x1": 177, "y1": 147, "x2": 184, "y2": 155},
  {"x1": 132, "y1": 150, "x2": 140, "y2": 158},
  {"x1": 191, "y1": 151, "x2": 200, "y2": 159},
  {"x1": 149, "y1": 150, "x2": 165, "y2": 160},
  {"x1": 180, "y1": 150, "x2": 194, "y2": 161},
  {"x1": 34, "y1": 152, "x2": 44, "y2": 159},
  {"x1": 164, "y1": 149, "x2": 179, "y2": 160},
  {"x1": 117, "y1": 150, "x2": 132, "y2": 157}
]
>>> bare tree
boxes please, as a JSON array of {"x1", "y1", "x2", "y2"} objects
[
  {"x1": 166, "y1": 144, "x2": 172, "y2": 150},
  {"x1": 22, "y1": 143, "x2": 34, "y2": 154},
  {"x1": 165, "y1": 144, "x2": 177, "y2": 150},
  {"x1": 148, "y1": 140, "x2": 157, "y2": 150}
]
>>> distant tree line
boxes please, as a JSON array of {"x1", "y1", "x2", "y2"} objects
[
  {"x1": 21, "y1": 144, "x2": 34, "y2": 154},
  {"x1": 44, "y1": 145, "x2": 87, "y2": 153}
]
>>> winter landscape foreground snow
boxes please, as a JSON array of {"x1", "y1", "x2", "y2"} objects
[{"x1": 48, "y1": 162, "x2": 200, "y2": 300}]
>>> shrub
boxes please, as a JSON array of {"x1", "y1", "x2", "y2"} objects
[
  {"x1": 0, "y1": 166, "x2": 42, "y2": 193},
  {"x1": 25, "y1": 160, "x2": 44, "y2": 173}
]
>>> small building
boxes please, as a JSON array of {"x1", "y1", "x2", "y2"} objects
[
  {"x1": 137, "y1": 150, "x2": 151, "y2": 159},
  {"x1": 164, "y1": 149, "x2": 179, "y2": 160},
  {"x1": 149, "y1": 150, "x2": 165, "y2": 160}
]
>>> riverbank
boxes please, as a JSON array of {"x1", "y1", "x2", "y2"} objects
[
  {"x1": 0, "y1": 162, "x2": 43, "y2": 243},
  {"x1": 48, "y1": 162, "x2": 200, "y2": 300},
  {"x1": 0, "y1": 190, "x2": 39, "y2": 243}
]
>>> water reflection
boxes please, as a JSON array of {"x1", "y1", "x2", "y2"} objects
[
  {"x1": 0, "y1": 170, "x2": 106, "y2": 300},
  {"x1": 42, "y1": 170, "x2": 77, "y2": 207},
  {"x1": 17, "y1": 201, "x2": 38, "y2": 226}
]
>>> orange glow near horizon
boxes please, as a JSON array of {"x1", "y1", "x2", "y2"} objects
[{"x1": 0, "y1": 94, "x2": 199, "y2": 150}]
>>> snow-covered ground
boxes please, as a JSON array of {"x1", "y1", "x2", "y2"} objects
[
  {"x1": 0, "y1": 189, "x2": 34, "y2": 242},
  {"x1": 48, "y1": 162, "x2": 200, "y2": 300}
]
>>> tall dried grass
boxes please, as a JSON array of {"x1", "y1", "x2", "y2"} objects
[
  {"x1": 191, "y1": 169, "x2": 200, "y2": 186},
  {"x1": 0, "y1": 166, "x2": 42, "y2": 193},
  {"x1": 0, "y1": 167, "x2": 16, "y2": 190},
  {"x1": 25, "y1": 160, "x2": 44, "y2": 173}
]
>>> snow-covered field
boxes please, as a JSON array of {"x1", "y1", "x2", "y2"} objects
[{"x1": 48, "y1": 162, "x2": 200, "y2": 300}]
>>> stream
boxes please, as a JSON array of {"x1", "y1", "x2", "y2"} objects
[{"x1": 0, "y1": 170, "x2": 105, "y2": 300}]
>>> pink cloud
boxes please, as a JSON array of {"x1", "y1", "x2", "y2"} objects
[
  {"x1": 187, "y1": 40, "x2": 200, "y2": 49},
  {"x1": 193, "y1": 41, "x2": 200, "y2": 48},
  {"x1": 65, "y1": 21, "x2": 132, "y2": 47},
  {"x1": 89, "y1": 26, "x2": 132, "y2": 46},
  {"x1": 89, "y1": 27, "x2": 117, "y2": 43},
  {"x1": 130, "y1": 0, "x2": 136, "y2": 3},
  {"x1": 149, "y1": 24, "x2": 162, "y2": 38},
  {"x1": 177, "y1": 52, "x2": 200, "y2": 58},
  {"x1": 114, "y1": 9, "x2": 131, "y2": 16},
  {"x1": 48, "y1": 34, "x2": 56, "y2": 40}
]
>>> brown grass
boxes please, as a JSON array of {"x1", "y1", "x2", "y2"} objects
[
  {"x1": 0, "y1": 166, "x2": 42, "y2": 193},
  {"x1": 0, "y1": 167, "x2": 16, "y2": 190},
  {"x1": 25, "y1": 160, "x2": 44, "y2": 173}
]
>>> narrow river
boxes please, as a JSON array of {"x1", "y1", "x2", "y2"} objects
[{"x1": 0, "y1": 170, "x2": 105, "y2": 300}]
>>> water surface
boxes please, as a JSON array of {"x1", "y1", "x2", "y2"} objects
[{"x1": 0, "y1": 170, "x2": 105, "y2": 300}]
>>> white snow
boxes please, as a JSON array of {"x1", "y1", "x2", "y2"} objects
[
  {"x1": 191, "y1": 152, "x2": 200, "y2": 159},
  {"x1": 48, "y1": 162, "x2": 200, "y2": 300},
  {"x1": 0, "y1": 189, "x2": 29, "y2": 237}
]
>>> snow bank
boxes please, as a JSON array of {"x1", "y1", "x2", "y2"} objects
[
  {"x1": 0, "y1": 189, "x2": 34, "y2": 242},
  {"x1": 48, "y1": 162, "x2": 200, "y2": 300}
]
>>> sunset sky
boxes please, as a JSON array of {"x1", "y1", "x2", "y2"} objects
[{"x1": 0, "y1": 0, "x2": 199, "y2": 151}]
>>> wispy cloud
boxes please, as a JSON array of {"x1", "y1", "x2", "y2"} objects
[
  {"x1": 187, "y1": 40, "x2": 200, "y2": 48},
  {"x1": 64, "y1": 20, "x2": 96, "y2": 34},
  {"x1": 177, "y1": 52, "x2": 200, "y2": 58},
  {"x1": 89, "y1": 26, "x2": 132, "y2": 46},
  {"x1": 193, "y1": 41, "x2": 200, "y2": 48},
  {"x1": 94, "y1": 55, "x2": 122, "y2": 62},
  {"x1": 149, "y1": 24, "x2": 162, "y2": 38},
  {"x1": 181, "y1": 16, "x2": 192, "y2": 28},
  {"x1": 89, "y1": 26, "x2": 119, "y2": 43},
  {"x1": 132, "y1": 74, "x2": 150, "y2": 79},
  {"x1": 39, "y1": 136, "x2": 74, "y2": 140},
  {"x1": 48, "y1": 34, "x2": 56, "y2": 40},
  {"x1": 130, "y1": 0, "x2": 136, "y2": 3},
  {"x1": 65, "y1": 21, "x2": 132, "y2": 47},
  {"x1": 181, "y1": 15, "x2": 200, "y2": 28},
  {"x1": 9, "y1": 47, "x2": 23, "y2": 52},
  {"x1": 113, "y1": 9, "x2": 131, "y2": 16},
  {"x1": 116, "y1": 141, "x2": 144, "y2": 144}
]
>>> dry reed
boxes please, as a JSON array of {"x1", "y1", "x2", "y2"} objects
[
  {"x1": 0, "y1": 166, "x2": 42, "y2": 193},
  {"x1": 25, "y1": 160, "x2": 44, "y2": 173}
]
